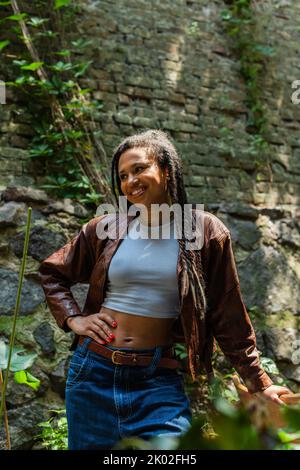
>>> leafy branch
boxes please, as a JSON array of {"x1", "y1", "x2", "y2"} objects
[{"x1": 1, "y1": 0, "x2": 115, "y2": 207}]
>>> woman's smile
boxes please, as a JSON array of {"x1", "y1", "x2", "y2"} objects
[
  {"x1": 118, "y1": 147, "x2": 170, "y2": 212},
  {"x1": 131, "y1": 187, "x2": 146, "y2": 198}
]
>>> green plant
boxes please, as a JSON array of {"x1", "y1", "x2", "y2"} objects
[
  {"x1": 0, "y1": 342, "x2": 40, "y2": 390},
  {"x1": 1, "y1": 0, "x2": 113, "y2": 208},
  {"x1": 36, "y1": 409, "x2": 68, "y2": 450},
  {"x1": 174, "y1": 342, "x2": 188, "y2": 360},
  {"x1": 220, "y1": 0, "x2": 274, "y2": 180},
  {"x1": 0, "y1": 207, "x2": 33, "y2": 450}
]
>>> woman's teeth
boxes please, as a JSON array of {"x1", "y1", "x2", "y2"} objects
[{"x1": 132, "y1": 187, "x2": 145, "y2": 196}]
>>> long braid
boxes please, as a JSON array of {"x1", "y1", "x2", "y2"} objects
[
  {"x1": 110, "y1": 129, "x2": 207, "y2": 323},
  {"x1": 168, "y1": 170, "x2": 207, "y2": 320}
]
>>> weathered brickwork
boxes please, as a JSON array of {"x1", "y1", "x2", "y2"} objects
[
  {"x1": 0, "y1": 0, "x2": 299, "y2": 207},
  {"x1": 1, "y1": 0, "x2": 300, "y2": 448}
]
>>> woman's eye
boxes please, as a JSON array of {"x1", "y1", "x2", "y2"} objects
[{"x1": 119, "y1": 167, "x2": 144, "y2": 181}]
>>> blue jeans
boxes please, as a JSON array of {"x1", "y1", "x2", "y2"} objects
[{"x1": 65, "y1": 337, "x2": 192, "y2": 450}]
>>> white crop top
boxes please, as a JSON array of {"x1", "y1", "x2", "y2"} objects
[{"x1": 101, "y1": 216, "x2": 180, "y2": 318}]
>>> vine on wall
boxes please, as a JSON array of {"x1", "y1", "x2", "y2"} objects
[
  {"x1": 0, "y1": 0, "x2": 114, "y2": 208},
  {"x1": 221, "y1": 0, "x2": 275, "y2": 182}
]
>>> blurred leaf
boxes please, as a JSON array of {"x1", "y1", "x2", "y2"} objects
[
  {"x1": 21, "y1": 61, "x2": 44, "y2": 71},
  {"x1": 49, "y1": 61, "x2": 73, "y2": 72},
  {"x1": 54, "y1": 0, "x2": 72, "y2": 9},
  {"x1": 277, "y1": 429, "x2": 300, "y2": 444},
  {"x1": 29, "y1": 144, "x2": 53, "y2": 158},
  {"x1": 14, "y1": 370, "x2": 40, "y2": 390},
  {"x1": 6, "y1": 13, "x2": 27, "y2": 21},
  {"x1": 13, "y1": 59, "x2": 27, "y2": 67},
  {"x1": 214, "y1": 397, "x2": 238, "y2": 418},
  {"x1": 0, "y1": 341, "x2": 37, "y2": 371},
  {"x1": 55, "y1": 49, "x2": 71, "y2": 56},
  {"x1": 282, "y1": 406, "x2": 300, "y2": 430},
  {"x1": 252, "y1": 44, "x2": 276, "y2": 57},
  {"x1": 221, "y1": 10, "x2": 232, "y2": 21},
  {"x1": 0, "y1": 39, "x2": 10, "y2": 51},
  {"x1": 74, "y1": 60, "x2": 93, "y2": 78},
  {"x1": 27, "y1": 17, "x2": 49, "y2": 27},
  {"x1": 36, "y1": 30, "x2": 58, "y2": 38},
  {"x1": 114, "y1": 436, "x2": 153, "y2": 450},
  {"x1": 71, "y1": 39, "x2": 93, "y2": 49}
]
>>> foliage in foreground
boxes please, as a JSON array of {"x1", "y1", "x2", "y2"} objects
[
  {"x1": 34, "y1": 370, "x2": 300, "y2": 451},
  {"x1": 36, "y1": 409, "x2": 68, "y2": 450}
]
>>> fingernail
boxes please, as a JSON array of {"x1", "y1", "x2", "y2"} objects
[
  {"x1": 109, "y1": 333, "x2": 115, "y2": 339},
  {"x1": 112, "y1": 322, "x2": 117, "y2": 328}
]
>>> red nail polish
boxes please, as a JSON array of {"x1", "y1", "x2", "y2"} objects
[
  {"x1": 109, "y1": 333, "x2": 115, "y2": 339},
  {"x1": 112, "y1": 322, "x2": 117, "y2": 328}
]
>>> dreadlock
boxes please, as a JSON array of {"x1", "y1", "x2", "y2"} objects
[{"x1": 110, "y1": 129, "x2": 207, "y2": 322}]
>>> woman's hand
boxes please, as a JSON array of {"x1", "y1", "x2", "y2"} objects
[
  {"x1": 66, "y1": 313, "x2": 117, "y2": 345},
  {"x1": 255, "y1": 384, "x2": 292, "y2": 405}
]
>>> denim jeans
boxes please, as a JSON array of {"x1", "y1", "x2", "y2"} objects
[{"x1": 65, "y1": 337, "x2": 192, "y2": 450}]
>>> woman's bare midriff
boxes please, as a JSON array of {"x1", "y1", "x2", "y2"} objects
[{"x1": 99, "y1": 305, "x2": 176, "y2": 349}]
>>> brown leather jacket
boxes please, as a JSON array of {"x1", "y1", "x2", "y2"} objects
[{"x1": 38, "y1": 210, "x2": 273, "y2": 393}]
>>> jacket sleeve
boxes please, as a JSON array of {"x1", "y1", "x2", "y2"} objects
[
  {"x1": 205, "y1": 231, "x2": 273, "y2": 393},
  {"x1": 38, "y1": 216, "x2": 104, "y2": 333}
]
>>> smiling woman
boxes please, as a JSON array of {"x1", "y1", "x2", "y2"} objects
[
  {"x1": 117, "y1": 147, "x2": 171, "y2": 225},
  {"x1": 38, "y1": 129, "x2": 290, "y2": 450}
]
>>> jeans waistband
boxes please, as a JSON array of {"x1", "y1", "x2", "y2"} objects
[{"x1": 77, "y1": 337, "x2": 174, "y2": 376}]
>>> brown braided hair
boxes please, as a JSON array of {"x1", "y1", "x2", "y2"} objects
[{"x1": 110, "y1": 129, "x2": 207, "y2": 321}]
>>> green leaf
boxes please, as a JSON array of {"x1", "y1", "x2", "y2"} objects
[
  {"x1": 6, "y1": 13, "x2": 27, "y2": 21},
  {"x1": 71, "y1": 39, "x2": 93, "y2": 49},
  {"x1": 282, "y1": 407, "x2": 300, "y2": 430},
  {"x1": 27, "y1": 17, "x2": 49, "y2": 28},
  {"x1": 49, "y1": 61, "x2": 73, "y2": 72},
  {"x1": 55, "y1": 49, "x2": 71, "y2": 56},
  {"x1": 79, "y1": 88, "x2": 91, "y2": 95},
  {"x1": 14, "y1": 370, "x2": 40, "y2": 390},
  {"x1": 37, "y1": 30, "x2": 58, "y2": 39},
  {"x1": 13, "y1": 59, "x2": 27, "y2": 67},
  {"x1": 0, "y1": 1, "x2": 12, "y2": 5},
  {"x1": 252, "y1": 44, "x2": 276, "y2": 57},
  {"x1": 54, "y1": 0, "x2": 72, "y2": 9},
  {"x1": 29, "y1": 144, "x2": 53, "y2": 158},
  {"x1": 0, "y1": 341, "x2": 37, "y2": 371},
  {"x1": 21, "y1": 61, "x2": 44, "y2": 71},
  {"x1": 221, "y1": 10, "x2": 232, "y2": 21},
  {"x1": 15, "y1": 75, "x2": 27, "y2": 85},
  {"x1": 74, "y1": 60, "x2": 93, "y2": 78},
  {"x1": 277, "y1": 429, "x2": 300, "y2": 444},
  {"x1": 0, "y1": 39, "x2": 10, "y2": 51}
]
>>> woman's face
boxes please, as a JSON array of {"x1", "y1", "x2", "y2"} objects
[{"x1": 118, "y1": 147, "x2": 170, "y2": 210}]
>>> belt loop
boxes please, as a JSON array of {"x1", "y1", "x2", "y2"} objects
[
  {"x1": 143, "y1": 346, "x2": 162, "y2": 376},
  {"x1": 78, "y1": 336, "x2": 92, "y2": 355}
]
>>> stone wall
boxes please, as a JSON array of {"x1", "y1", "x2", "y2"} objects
[
  {"x1": 0, "y1": 187, "x2": 92, "y2": 449},
  {"x1": 0, "y1": 0, "x2": 300, "y2": 448}
]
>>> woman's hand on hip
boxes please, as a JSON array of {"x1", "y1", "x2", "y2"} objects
[{"x1": 66, "y1": 313, "x2": 117, "y2": 344}]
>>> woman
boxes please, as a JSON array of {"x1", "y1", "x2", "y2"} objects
[{"x1": 38, "y1": 129, "x2": 290, "y2": 450}]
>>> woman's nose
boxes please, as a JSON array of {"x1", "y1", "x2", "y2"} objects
[{"x1": 128, "y1": 174, "x2": 138, "y2": 185}]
